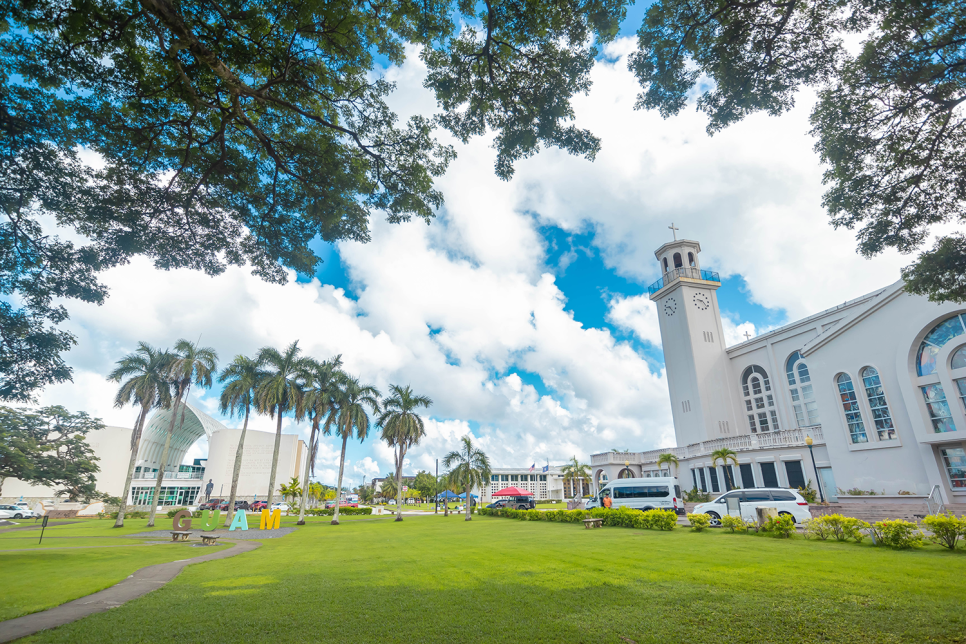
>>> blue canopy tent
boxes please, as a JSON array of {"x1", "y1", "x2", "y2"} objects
[
  {"x1": 433, "y1": 491, "x2": 460, "y2": 500},
  {"x1": 457, "y1": 493, "x2": 479, "y2": 499}
]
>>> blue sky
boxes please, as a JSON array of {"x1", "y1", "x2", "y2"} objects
[{"x1": 40, "y1": 23, "x2": 910, "y2": 492}]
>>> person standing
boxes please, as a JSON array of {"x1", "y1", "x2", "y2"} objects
[{"x1": 205, "y1": 479, "x2": 214, "y2": 502}]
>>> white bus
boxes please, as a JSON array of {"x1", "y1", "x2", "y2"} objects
[{"x1": 585, "y1": 477, "x2": 684, "y2": 515}]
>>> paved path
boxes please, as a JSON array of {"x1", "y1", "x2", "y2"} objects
[
  {"x1": 0, "y1": 539, "x2": 260, "y2": 643},
  {"x1": 128, "y1": 527, "x2": 293, "y2": 540}
]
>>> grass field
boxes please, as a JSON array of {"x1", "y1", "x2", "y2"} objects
[{"x1": 9, "y1": 514, "x2": 966, "y2": 643}]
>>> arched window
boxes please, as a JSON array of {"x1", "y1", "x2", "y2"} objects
[
  {"x1": 673, "y1": 252, "x2": 683, "y2": 268},
  {"x1": 836, "y1": 373, "x2": 868, "y2": 443},
  {"x1": 922, "y1": 384, "x2": 957, "y2": 433},
  {"x1": 786, "y1": 351, "x2": 819, "y2": 427},
  {"x1": 916, "y1": 313, "x2": 966, "y2": 376},
  {"x1": 952, "y1": 345, "x2": 966, "y2": 370},
  {"x1": 688, "y1": 252, "x2": 695, "y2": 267},
  {"x1": 741, "y1": 366, "x2": 779, "y2": 433},
  {"x1": 663, "y1": 257, "x2": 669, "y2": 273},
  {"x1": 860, "y1": 367, "x2": 896, "y2": 440}
]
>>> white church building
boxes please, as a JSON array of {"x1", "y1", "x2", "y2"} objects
[{"x1": 591, "y1": 237, "x2": 966, "y2": 508}]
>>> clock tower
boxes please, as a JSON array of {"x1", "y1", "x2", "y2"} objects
[{"x1": 649, "y1": 235, "x2": 738, "y2": 447}]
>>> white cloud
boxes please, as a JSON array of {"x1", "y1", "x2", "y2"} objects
[{"x1": 607, "y1": 294, "x2": 662, "y2": 347}]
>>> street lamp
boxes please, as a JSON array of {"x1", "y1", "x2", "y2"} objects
[{"x1": 805, "y1": 435, "x2": 825, "y2": 504}]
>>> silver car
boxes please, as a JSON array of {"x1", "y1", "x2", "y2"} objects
[{"x1": 0, "y1": 504, "x2": 38, "y2": 519}]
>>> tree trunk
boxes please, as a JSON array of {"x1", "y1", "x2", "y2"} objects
[
  {"x1": 332, "y1": 432, "x2": 349, "y2": 525},
  {"x1": 224, "y1": 404, "x2": 250, "y2": 526},
  {"x1": 266, "y1": 406, "x2": 282, "y2": 508},
  {"x1": 465, "y1": 483, "x2": 472, "y2": 521},
  {"x1": 394, "y1": 445, "x2": 406, "y2": 522},
  {"x1": 147, "y1": 390, "x2": 186, "y2": 527},
  {"x1": 115, "y1": 405, "x2": 149, "y2": 528},
  {"x1": 297, "y1": 418, "x2": 319, "y2": 525}
]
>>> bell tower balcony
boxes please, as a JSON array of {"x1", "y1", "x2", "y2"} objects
[{"x1": 648, "y1": 267, "x2": 721, "y2": 299}]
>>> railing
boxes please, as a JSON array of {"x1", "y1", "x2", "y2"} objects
[
  {"x1": 590, "y1": 452, "x2": 642, "y2": 466},
  {"x1": 648, "y1": 267, "x2": 720, "y2": 296},
  {"x1": 925, "y1": 484, "x2": 945, "y2": 515},
  {"x1": 603, "y1": 426, "x2": 826, "y2": 466}
]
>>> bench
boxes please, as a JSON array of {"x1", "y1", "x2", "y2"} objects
[
  {"x1": 170, "y1": 531, "x2": 191, "y2": 542},
  {"x1": 583, "y1": 518, "x2": 604, "y2": 529},
  {"x1": 199, "y1": 534, "x2": 220, "y2": 546}
]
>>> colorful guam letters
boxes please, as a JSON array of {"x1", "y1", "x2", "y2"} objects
[
  {"x1": 171, "y1": 508, "x2": 281, "y2": 532},
  {"x1": 260, "y1": 509, "x2": 281, "y2": 530},
  {"x1": 228, "y1": 509, "x2": 249, "y2": 531}
]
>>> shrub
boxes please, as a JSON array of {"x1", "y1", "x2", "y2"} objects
[
  {"x1": 684, "y1": 488, "x2": 710, "y2": 503},
  {"x1": 763, "y1": 513, "x2": 797, "y2": 538},
  {"x1": 303, "y1": 507, "x2": 373, "y2": 516},
  {"x1": 721, "y1": 514, "x2": 748, "y2": 533},
  {"x1": 687, "y1": 513, "x2": 711, "y2": 531},
  {"x1": 525, "y1": 509, "x2": 541, "y2": 521},
  {"x1": 801, "y1": 514, "x2": 868, "y2": 542},
  {"x1": 166, "y1": 507, "x2": 189, "y2": 518},
  {"x1": 871, "y1": 519, "x2": 924, "y2": 549},
  {"x1": 921, "y1": 512, "x2": 966, "y2": 550},
  {"x1": 641, "y1": 509, "x2": 678, "y2": 531}
]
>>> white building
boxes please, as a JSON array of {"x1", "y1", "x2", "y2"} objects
[
  {"x1": 2, "y1": 403, "x2": 306, "y2": 507},
  {"x1": 591, "y1": 236, "x2": 966, "y2": 509},
  {"x1": 483, "y1": 467, "x2": 570, "y2": 502}
]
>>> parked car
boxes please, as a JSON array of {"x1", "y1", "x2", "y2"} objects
[
  {"x1": 270, "y1": 502, "x2": 291, "y2": 513},
  {"x1": 492, "y1": 496, "x2": 533, "y2": 510},
  {"x1": 0, "y1": 507, "x2": 16, "y2": 519},
  {"x1": 485, "y1": 500, "x2": 506, "y2": 509},
  {"x1": 585, "y1": 477, "x2": 684, "y2": 515},
  {"x1": 198, "y1": 498, "x2": 224, "y2": 511},
  {"x1": 0, "y1": 504, "x2": 38, "y2": 519},
  {"x1": 692, "y1": 488, "x2": 810, "y2": 526},
  {"x1": 250, "y1": 500, "x2": 268, "y2": 511},
  {"x1": 233, "y1": 500, "x2": 250, "y2": 511}
]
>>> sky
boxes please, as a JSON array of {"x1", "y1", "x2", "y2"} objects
[{"x1": 36, "y1": 33, "x2": 913, "y2": 490}]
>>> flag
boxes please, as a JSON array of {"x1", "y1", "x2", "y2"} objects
[
  {"x1": 529, "y1": 463, "x2": 535, "y2": 473},
  {"x1": 542, "y1": 464, "x2": 549, "y2": 473}
]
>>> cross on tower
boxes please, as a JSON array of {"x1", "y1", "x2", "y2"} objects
[
  {"x1": 668, "y1": 222, "x2": 679, "y2": 241},
  {"x1": 743, "y1": 331, "x2": 752, "y2": 340}
]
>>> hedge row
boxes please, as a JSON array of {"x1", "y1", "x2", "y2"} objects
[
  {"x1": 302, "y1": 507, "x2": 373, "y2": 516},
  {"x1": 479, "y1": 505, "x2": 677, "y2": 530}
]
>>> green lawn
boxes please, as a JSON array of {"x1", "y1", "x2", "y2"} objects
[{"x1": 11, "y1": 515, "x2": 966, "y2": 643}]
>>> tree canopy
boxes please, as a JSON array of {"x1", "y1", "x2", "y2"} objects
[
  {"x1": 4, "y1": 0, "x2": 964, "y2": 402},
  {"x1": 0, "y1": 405, "x2": 102, "y2": 500}
]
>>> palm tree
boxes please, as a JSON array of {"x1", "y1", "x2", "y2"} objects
[
  {"x1": 219, "y1": 354, "x2": 265, "y2": 526},
  {"x1": 147, "y1": 339, "x2": 218, "y2": 527},
  {"x1": 380, "y1": 474, "x2": 397, "y2": 503},
  {"x1": 358, "y1": 486, "x2": 374, "y2": 505},
  {"x1": 378, "y1": 385, "x2": 432, "y2": 522},
  {"x1": 294, "y1": 356, "x2": 343, "y2": 525},
  {"x1": 561, "y1": 456, "x2": 590, "y2": 501},
  {"x1": 256, "y1": 341, "x2": 311, "y2": 508},
  {"x1": 278, "y1": 476, "x2": 302, "y2": 503},
  {"x1": 325, "y1": 375, "x2": 380, "y2": 525},
  {"x1": 108, "y1": 342, "x2": 173, "y2": 528},
  {"x1": 443, "y1": 435, "x2": 491, "y2": 521},
  {"x1": 657, "y1": 452, "x2": 680, "y2": 478},
  {"x1": 711, "y1": 448, "x2": 739, "y2": 490}
]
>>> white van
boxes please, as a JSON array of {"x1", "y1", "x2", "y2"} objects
[{"x1": 586, "y1": 478, "x2": 684, "y2": 515}]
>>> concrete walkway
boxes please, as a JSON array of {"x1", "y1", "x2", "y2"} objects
[{"x1": 0, "y1": 539, "x2": 260, "y2": 643}]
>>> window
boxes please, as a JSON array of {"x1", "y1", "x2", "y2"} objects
[
  {"x1": 688, "y1": 252, "x2": 695, "y2": 267},
  {"x1": 723, "y1": 465, "x2": 735, "y2": 491},
  {"x1": 921, "y1": 384, "x2": 956, "y2": 433},
  {"x1": 539, "y1": 475, "x2": 547, "y2": 482},
  {"x1": 837, "y1": 373, "x2": 868, "y2": 443},
  {"x1": 708, "y1": 468, "x2": 720, "y2": 493},
  {"x1": 786, "y1": 351, "x2": 820, "y2": 427},
  {"x1": 760, "y1": 462, "x2": 779, "y2": 488},
  {"x1": 743, "y1": 489, "x2": 772, "y2": 502},
  {"x1": 956, "y1": 379, "x2": 966, "y2": 413},
  {"x1": 858, "y1": 367, "x2": 896, "y2": 440},
  {"x1": 916, "y1": 313, "x2": 966, "y2": 376},
  {"x1": 941, "y1": 448, "x2": 966, "y2": 489},
  {"x1": 770, "y1": 490, "x2": 797, "y2": 501},
  {"x1": 784, "y1": 461, "x2": 806, "y2": 490},
  {"x1": 612, "y1": 486, "x2": 670, "y2": 499},
  {"x1": 952, "y1": 346, "x2": 966, "y2": 370},
  {"x1": 663, "y1": 257, "x2": 669, "y2": 273},
  {"x1": 510, "y1": 475, "x2": 518, "y2": 481},
  {"x1": 698, "y1": 468, "x2": 707, "y2": 492},
  {"x1": 673, "y1": 252, "x2": 683, "y2": 268},
  {"x1": 739, "y1": 463, "x2": 754, "y2": 488},
  {"x1": 500, "y1": 475, "x2": 509, "y2": 482},
  {"x1": 691, "y1": 469, "x2": 698, "y2": 490},
  {"x1": 741, "y1": 366, "x2": 777, "y2": 432}
]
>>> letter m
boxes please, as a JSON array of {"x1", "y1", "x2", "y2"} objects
[{"x1": 260, "y1": 509, "x2": 281, "y2": 530}]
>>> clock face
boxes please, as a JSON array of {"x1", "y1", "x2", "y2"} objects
[
  {"x1": 692, "y1": 292, "x2": 710, "y2": 311},
  {"x1": 664, "y1": 297, "x2": 677, "y2": 317}
]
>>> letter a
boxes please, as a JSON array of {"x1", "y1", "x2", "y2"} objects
[
  {"x1": 260, "y1": 508, "x2": 280, "y2": 530},
  {"x1": 228, "y1": 510, "x2": 249, "y2": 531},
  {"x1": 200, "y1": 510, "x2": 221, "y2": 531}
]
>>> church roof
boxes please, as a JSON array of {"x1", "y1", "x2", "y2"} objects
[{"x1": 800, "y1": 279, "x2": 907, "y2": 356}]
